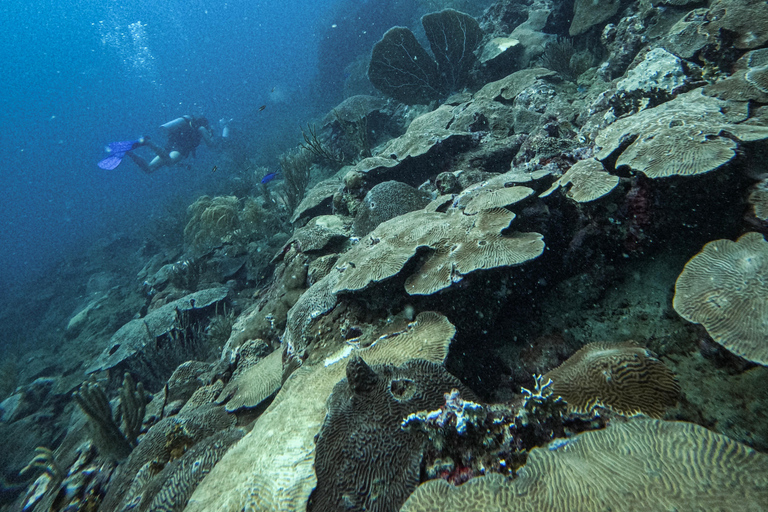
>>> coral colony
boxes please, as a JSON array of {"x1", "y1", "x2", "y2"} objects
[{"x1": 4, "y1": 0, "x2": 768, "y2": 511}]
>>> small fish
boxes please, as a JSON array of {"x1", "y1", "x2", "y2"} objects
[
  {"x1": 261, "y1": 172, "x2": 280, "y2": 184},
  {"x1": 258, "y1": 104, "x2": 266, "y2": 112},
  {"x1": 271, "y1": 87, "x2": 275, "y2": 93},
  {"x1": 211, "y1": 165, "x2": 218, "y2": 173}
]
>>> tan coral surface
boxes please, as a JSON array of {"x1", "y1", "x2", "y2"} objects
[
  {"x1": 333, "y1": 208, "x2": 545, "y2": 296},
  {"x1": 540, "y1": 158, "x2": 619, "y2": 203},
  {"x1": 595, "y1": 90, "x2": 768, "y2": 178},
  {"x1": 185, "y1": 312, "x2": 455, "y2": 512},
  {"x1": 673, "y1": 232, "x2": 768, "y2": 365},
  {"x1": 400, "y1": 419, "x2": 768, "y2": 512},
  {"x1": 544, "y1": 341, "x2": 680, "y2": 418}
]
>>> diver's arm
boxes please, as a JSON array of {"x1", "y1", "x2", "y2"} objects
[{"x1": 199, "y1": 126, "x2": 216, "y2": 148}]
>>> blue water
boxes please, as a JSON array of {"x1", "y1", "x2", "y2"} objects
[{"x1": 0, "y1": 0, "x2": 417, "y2": 297}]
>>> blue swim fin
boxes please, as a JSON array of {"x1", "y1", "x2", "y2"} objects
[{"x1": 97, "y1": 140, "x2": 142, "y2": 170}]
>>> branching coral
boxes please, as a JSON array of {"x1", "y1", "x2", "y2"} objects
[
  {"x1": 73, "y1": 373, "x2": 147, "y2": 461},
  {"x1": 278, "y1": 147, "x2": 314, "y2": 216},
  {"x1": 300, "y1": 124, "x2": 345, "y2": 169},
  {"x1": 402, "y1": 376, "x2": 569, "y2": 482}
]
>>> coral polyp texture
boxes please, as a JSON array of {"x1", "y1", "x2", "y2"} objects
[
  {"x1": 595, "y1": 90, "x2": 768, "y2": 178},
  {"x1": 400, "y1": 419, "x2": 768, "y2": 512},
  {"x1": 185, "y1": 312, "x2": 456, "y2": 512},
  {"x1": 749, "y1": 178, "x2": 768, "y2": 221},
  {"x1": 333, "y1": 208, "x2": 544, "y2": 296},
  {"x1": 673, "y1": 232, "x2": 768, "y2": 365},
  {"x1": 540, "y1": 158, "x2": 619, "y2": 203},
  {"x1": 184, "y1": 195, "x2": 240, "y2": 255},
  {"x1": 462, "y1": 186, "x2": 534, "y2": 215},
  {"x1": 310, "y1": 356, "x2": 474, "y2": 512},
  {"x1": 704, "y1": 48, "x2": 768, "y2": 103},
  {"x1": 543, "y1": 341, "x2": 680, "y2": 418},
  {"x1": 215, "y1": 348, "x2": 283, "y2": 413}
]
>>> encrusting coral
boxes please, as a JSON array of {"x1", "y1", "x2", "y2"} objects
[
  {"x1": 333, "y1": 207, "x2": 545, "y2": 296},
  {"x1": 540, "y1": 158, "x2": 619, "y2": 203},
  {"x1": 13, "y1": 1, "x2": 768, "y2": 511},
  {"x1": 185, "y1": 312, "x2": 456, "y2": 512},
  {"x1": 216, "y1": 348, "x2": 283, "y2": 413},
  {"x1": 99, "y1": 404, "x2": 235, "y2": 511},
  {"x1": 595, "y1": 90, "x2": 768, "y2": 179}
]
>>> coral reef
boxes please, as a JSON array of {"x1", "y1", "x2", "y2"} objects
[
  {"x1": 569, "y1": 0, "x2": 620, "y2": 36},
  {"x1": 595, "y1": 90, "x2": 768, "y2": 179},
  {"x1": 368, "y1": 9, "x2": 483, "y2": 104},
  {"x1": 403, "y1": 375, "x2": 570, "y2": 481},
  {"x1": 333, "y1": 208, "x2": 545, "y2": 296},
  {"x1": 184, "y1": 196, "x2": 240, "y2": 256},
  {"x1": 673, "y1": 232, "x2": 768, "y2": 365},
  {"x1": 540, "y1": 158, "x2": 618, "y2": 203},
  {"x1": 73, "y1": 373, "x2": 147, "y2": 461},
  {"x1": 115, "y1": 427, "x2": 244, "y2": 512},
  {"x1": 7, "y1": 1, "x2": 768, "y2": 511},
  {"x1": 352, "y1": 181, "x2": 432, "y2": 236},
  {"x1": 543, "y1": 341, "x2": 680, "y2": 418},
  {"x1": 368, "y1": 27, "x2": 442, "y2": 105},
  {"x1": 279, "y1": 147, "x2": 314, "y2": 216},
  {"x1": 310, "y1": 356, "x2": 474, "y2": 512},
  {"x1": 86, "y1": 287, "x2": 230, "y2": 390},
  {"x1": 99, "y1": 404, "x2": 234, "y2": 511},
  {"x1": 401, "y1": 419, "x2": 768, "y2": 511},
  {"x1": 216, "y1": 348, "x2": 282, "y2": 412},
  {"x1": 185, "y1": 312, "x2": 456, "y2": 512}
]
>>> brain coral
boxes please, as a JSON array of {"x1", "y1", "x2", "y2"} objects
[
  {"x1": 400, "y1": 418, "x2": 768, "y2": 512},
  {"x1": 353, "y1": 181, "x2": 432, "y2": 236},
  {"x1": 311, "y1": 356, "x2": 474, "y2": 512},
  {"x1": 216, "y1": 349, "x2": 283, "y2": 413},
  {"x1": 185, "y1": 312, "x2": 456, "y2": 512},
  {"x1": 673, "y1": 232, "x2": 768, "y2": 365},
  {"x1": 543, "y1": 341, "x2": 680, "y2": 418}
]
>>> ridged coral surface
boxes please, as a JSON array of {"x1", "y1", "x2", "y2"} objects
[{"x1": 401, "y1": 419, "x2": 768, "y2": 512}]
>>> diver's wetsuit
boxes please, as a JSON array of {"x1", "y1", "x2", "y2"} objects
[
  {"x1": 128, "y1": 116, "x2": 213, "y2": 174},
  {"x1": 166, "y1": 118, "x2": 205, "y2": 158}
]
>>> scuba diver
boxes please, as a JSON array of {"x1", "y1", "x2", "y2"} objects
[{"x1": 98, "y1": 115, "x2": 215, "y2": 173}]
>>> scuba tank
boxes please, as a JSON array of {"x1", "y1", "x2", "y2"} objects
[{"x1": 160, "y1": 115, "x2": 192, "y2": 131}]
